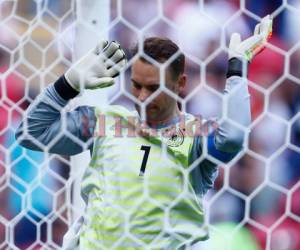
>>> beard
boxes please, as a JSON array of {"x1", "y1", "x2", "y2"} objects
[{"x1": 135, "y1": 103, "x2": 160, "y2": 121}]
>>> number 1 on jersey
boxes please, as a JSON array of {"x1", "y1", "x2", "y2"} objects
[{"x1": 139, "y1": 145, "x2": 151, "y2": 176}]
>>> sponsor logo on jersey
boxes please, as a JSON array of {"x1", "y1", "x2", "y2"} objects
[{"x1": 162, "y1": 127, "x2": 185, "y2": 147}]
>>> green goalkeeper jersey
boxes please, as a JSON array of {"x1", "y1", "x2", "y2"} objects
[
  {"x1": 16, "y1": 76, "x2": 249, "y2": 249},
  {"x1": 80, "y1": 105, "x2": 208, "y2": 249}
]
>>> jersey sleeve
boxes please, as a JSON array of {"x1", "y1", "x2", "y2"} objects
[
  {"x1": 213, "y1": 76, "x2": 251, "y2": 153},
  {"x1": 15, "y1": 77, "x2": 96, "y2": 155},
  {"x1": 189, "y1": 136, "x2": 219, "y2": 196},
  {"x1": 189, "y1": 76, "x2": 251, "y2": 195},
  {"x1": 200, "y1": 76, "x2": 251, "y2": 163}
]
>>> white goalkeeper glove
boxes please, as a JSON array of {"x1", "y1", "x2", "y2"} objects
[
  {"x1": 229, "y1": 15, "x2": 273, "y2": 61},
  {"x1": 65, "y1": 40, "x2": 126, "y2": 91}
]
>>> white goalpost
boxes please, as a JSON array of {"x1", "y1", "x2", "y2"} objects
[
  {"x1": 70, "y1": 0, "x2": 110, "y2": 226},
  {"x1": 61, "y1": 0, "x2": 110, "y2": 248}
]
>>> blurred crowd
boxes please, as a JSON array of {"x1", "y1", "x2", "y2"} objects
[{"x1": 0, "y1": 0, "x2": 299, "y2": 249}]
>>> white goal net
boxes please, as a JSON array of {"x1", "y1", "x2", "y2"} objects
[{"x1": 0, "y1": 0, "x2": 300, "y2": 249}]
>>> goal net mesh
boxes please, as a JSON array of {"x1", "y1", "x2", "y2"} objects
[{"x1": 0, "y1": 0, "x2": 300, "y2": 249}]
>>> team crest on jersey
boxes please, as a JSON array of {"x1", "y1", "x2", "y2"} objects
[{"x1": 163, "y1": 127, "x2": 185, "y2": 147}]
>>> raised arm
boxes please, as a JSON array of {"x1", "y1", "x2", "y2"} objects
[
  {"x1": 16, "y1": 40, "x2": 126, "y2": 155},
  {"x1": 15, "y1": 77, "x2": 96, "y2": 155},
  {"x1": 210, "y1": 15, "x2": 273, "y2": 159},
  {"x1": 190, "y1": 15, "x2": 273, "y2": 195}
]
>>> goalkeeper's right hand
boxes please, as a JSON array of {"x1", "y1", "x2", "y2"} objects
[{"x1": 65, "y1": 40, "x2": 126, "y2": 91}]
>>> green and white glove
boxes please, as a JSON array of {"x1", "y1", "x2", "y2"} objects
[
  {"x1": 65, "y1": 40, "x2": 126, "y2": 91},
  {"x1": 229, "y1": 15, "x2": 273, "y2": 61}
]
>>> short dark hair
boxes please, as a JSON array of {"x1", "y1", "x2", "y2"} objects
[{"x1": 131, "y1": 37, "x2": 185, "y2": 80}]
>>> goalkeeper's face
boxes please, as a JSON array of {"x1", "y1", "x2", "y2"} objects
[{"x1": 131, "y1": 59, "x2": 186, "y2": 124}]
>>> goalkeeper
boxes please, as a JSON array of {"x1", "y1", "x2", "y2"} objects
[{"x1": 16, "y1": 16, "x2": 272, "y2": 249}]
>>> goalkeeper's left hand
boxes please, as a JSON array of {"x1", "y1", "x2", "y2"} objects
[{"x1": 229, "y1": 15, "x2": 273, "y2": 62}]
